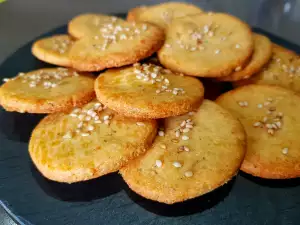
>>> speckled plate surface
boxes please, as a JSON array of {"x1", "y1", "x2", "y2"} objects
[{"x1": 0, "y1": 20, "x2": 300, "y2": 225}]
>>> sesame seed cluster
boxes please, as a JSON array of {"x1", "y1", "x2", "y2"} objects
[
  {"x1": 154, "y1": 111, "x2": 195, "y2": 178},
  {"x1": 64, "y1": 101, "x2": 111, "y2": 138},
  {"x1": 92, "y1": 17, "x2": 148, "y2": 51},
  {"x1": 133, "y1": 63, "x2": 185, "y2": 95},
  {"x1": 51, "y1": 38, "x2": 73, "y2": 54}
]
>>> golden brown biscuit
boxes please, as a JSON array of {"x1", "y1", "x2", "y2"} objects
[
  {"x1": 127, "y1": 2, "x2": 203, "y2": 29},
  {"x1": 158, "y1": 13, "x2": 254, "y2": 77},
  {"x1": 69, "y1": 19, "x2": 164, "y2": 71},
  {"x1": 120, "y1": 100, "x2": 246, "y2": 204},
  {"x1": 216, "y1": 84, "x2": 300, "y2": 179},
  {"x1": 68, "y1": 14, "x2": 123, "y2": 39},
  {"x1": 0, "y1": 68, "x2": 95, "y2": 113},
  {"x1": 32, "y1": 35, "x2": 74, "y2": 67},
  {"x1": 217, "y1": 34, "x2": 272, "y2": 82},
  {"x1": 29, "y1": 100, "x2": 157, "y2": 183},
  {"x1": 95, "y1": 63, "x2": 204, "y2": 119},
  {"x1": 234, "y1": 45, "x2": 300, "y2": 92}
]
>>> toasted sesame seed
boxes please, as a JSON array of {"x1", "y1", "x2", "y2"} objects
[
  {"x1": 70, "y1": 113, "x2": 77, "y2": 117},
  {"x1": 87, "y1": 125, "x2": 94, "y2": 131},
  {"x1": 63, "y1": 131, "x2": 72, "y2": 139},
  {"x1": 94, "y1": 120, "x2": 102, "y2": 124},
  {"x1": 183, "y1": 146, "x2": 190, "y2": 152},
  {"x1": 175, "y1": 130, "x2": 180, "y2": 138},
  {"x1": 215, "y1": 49, "x2": 221, "y2": 54},
  {"x1": 264, "y1": 101, "x2": 271, "y2": 106},
  {"x1": 160, "y1": 144, "x2": 166, "y2": 149},
  {"x1": 104, "y1": 120, "x2": 110, "y2": 125},
  {"x1": 81, "y1": 132, "x2": 90, "y2": 137},
  {"x1": 3, "y1": 78, "x2": 10, "y2": 82},
  {"x1": 235, "y1": 66, "x2": 242, "y2": 72},
  {"x1": 182, "y1": 135, "x2": 189, "y2": 141},
  {"x1": 103, "y1": 115, "x2": 110, "y2": 121},
  {"x1": 180, "y1": 121, "x2": 186, "y2": 127},
  {"x1": 85, "y1": 116, "x2": 91, "y2": 121},
  {"x1": 173, "y1": 161, "x2": 182, "y2": 168},
  {"x1": 182, "y1": 128, "x2": 190, "y2": 133},
  {"x1": 253, "y1": 121, "x2": 262, "y2": 127},
  {"x1": 266, "y1": 124, "x2": 273, "y2": 129},
  {"x1": 277, "y1": 112, "x2": 283, "y2": 117},
  {"x1": 155, "y1": 159, "x2": 162, "y2": 168},
  {"x1": 275, "y1": 121, "x2": 282, "y2": 128},
  {"x1": 188, "y1": 112, "x2": 195, "y2": 115},
  {"x1": 77, "y1": 122, "x2": 83, "y2": 128},
  {"x1": 78, "y1": 114, "x2": 85, "y2": 120},
  {"x1": 186, "y1": 124, "x2": 193, "y2": 128},
  {"x1": 158, "y1": 131, "x2": 165, "y2": 136},
  {"x1": 165, "y1": 44, "x2": 171, "y2": 48},
  {"x1": 235, "y1": 44, "x2": 241, "y2": 49},
  {"x1": 136, "y1": 122, "x2": 145, "y2": 126},
  {"x1": 282, "y1": 147, "x2": 288, "y2": 155},
  {"x1": 156, "y1": 90, "x2": 161, "y2": 94},
  {"x1": 184, "y1": 171, "x2": 193, "y2": 177},
  {"x1": 267, "y1": 129, "x2": 274, "y2": 135},
  {"x1": 263, "y1": 117, "x2": 268, "y2": 122}
]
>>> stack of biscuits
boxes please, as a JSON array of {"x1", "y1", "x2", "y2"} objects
[{"x1": 1, "y1": 2, "x2": 300, "y2": 204}]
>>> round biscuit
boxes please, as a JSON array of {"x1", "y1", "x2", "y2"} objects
[
  {"x1": 216, "y1": 84, "x2": 300, "y2": 179},
  {"x1": 69, "y1": 20, "x2": 164, "y2": 71},
  {"x1": 29, "y1": 100, "x2": 157, "y2": 183},
  {"x1": 94, "y1": 63, "x2": 204, "y2": 119},
  {"x1": 127, "y1": 2, "x2": 203, "y2": 29},
  {"x1": 120, "y1": 100, "x2": 246, "y2": 204},
  {"x1": 0, "y1": 68, "x2": 95, "y2": 113},
  {"x1": 234, "y1": 44, "x2": 300, "y2": 92},
  {"x1": 157, "y1": 13, "x2": 254, "y2": 77},
  {"x1": 32, "y1": 35, "x2": 74, "y2": 67},
  {"x1": 217, "y1": 33, "x2": 272, "y2": 82}
]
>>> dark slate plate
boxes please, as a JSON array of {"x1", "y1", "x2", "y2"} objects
[{"x1": 1, "y1": 17, "x2": 300, "y2": 225}]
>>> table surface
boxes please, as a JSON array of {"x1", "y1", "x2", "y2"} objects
[{"x1": 1, "y1": 0, "x2": 300, "y2": 225}]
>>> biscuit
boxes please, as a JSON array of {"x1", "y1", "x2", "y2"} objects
[
  {"x1": 120, "y1": 100, "x2": 246, "y2": 204},
  {"x1": 127, "y1": 2, "x2": 203, "y2": 29},
  {"x1": 216, "y1": 84, "x2": 300, "y2": 179},
  {"x1": 32, "y1": 35, "x2": 74, "y2": 67},
  {"x1": 69, "y1": 20, "x2": 164, "y2": 71},
  {"x1": 234, "y1": 44, "x2": 300, "y2": 92},
  {"x1": 157, "y1": 13, "x2": 254, "y2": 77},
  {"x1": 94, "y1": 63, "x2": 204, "y2": 119},
  {"x1": 68, "y1": 14, "x2": 123, "y2": 39},
  {"x1": 217, "y1": 33, "x2": 272, "y2": 82},
  {"x1": 29, "y1": 100, "x2": 157, "y2": 183},
  {"x1": 0, "y1": 68, "x2": 95, "y2": 113}
]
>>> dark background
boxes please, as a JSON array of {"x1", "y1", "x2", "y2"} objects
[{"x1": 1, "y1": 1, "x2": 300, "y2": 225}]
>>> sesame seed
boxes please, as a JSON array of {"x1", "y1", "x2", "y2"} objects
[
  {"x1": 182, "y1": 128, "x2": 190, "y2": 133},
  {"x1": 156, "y1": 90, "x2": 161, "y2": 94},
  {"x1": 78, "y1": 114, "x2": 85, "y2": 120},
  {"x1": 63, "y1": 131, "x2": 72, "y2": 139},
  {"x1": 155, "y1": 160, "x2": 162, "y2": 168},
  {"x1": 282, "y1": 147, "x2": 289, "y2": 155},
  {"x1": 264, "y1": 101, "x2": 271, "y2": 106},
  {"x1": 275, "y1": 121, "x2": 282, "y2": 128},
  {"x1": 235, "y1": 66, "x2": 242, "y2": 72},
  {"x1": 235, "y1": 44, "x2": 241, "y2": 49},
  {"x1": 186, "y1": 124, "x2": 193, "y2": 128},
  {"x1": 85, "y1": 116, "x2": 91, "y2": 121},
  {"x1": 94, "y1": 120, "x2": 102, "y2": 124},
  {"x1": 173, "y1": 161, "x2": 182, "y2": 168},
  {"x1": 182, "y1": 135, "x2": 189, "y2": 140},
  {"x1": 165, "y1": 44, "x2": 171, "y2": 48},
  {"x1": 277, "y1": 112, "x2": 283, "y2": 117},
  {"x1": 136, "y1": 122, "x2": 145, "y2": 126},
  {"x1": 160, "y1": 144, "x2": 166, "y2": 149},
  {"x1": 175, "y1": 130, "x2": 180, "y2": 138},
  {"x1": 183, "y1": 146, "x2": 190, "y2": 152},
  {"x1": 77, "y1": 122, "x2": 83, "y2": 128},
  {"x1": 184, "y1": 171, "x2": 193, "y2": 177},
  {"x1": 257, "y1": 104, "x2": 263, "y2": 109},
  {"x1": 263, "y1": 117, "x2": 268, "y2": 122},
  {"x1": 81, "y1": 132, "x2": 90, "y2": 137},
  {"x1": 267, "y1": 129, "x2": 274, "y2": 135},
  {"x1": 104, "y1": 120, "x2": 110, "y2": 125},
  {"x1": 3, "y1": 78, "x2": 10, "y2": 82},
  {"x1": 70, "y1": 113, "x2": 77, "y2": 117},
  {"x1": 158, "y1": 131, "x2": 165, "y2": 137},
  {"x1": 87, "y1": 125, "x2": 94, "y2": 131},
  {"x1": 103, "y1": 115, "x2": 110, "y2": 121},
  {"x1": 188, "y1": 112, "x2": 195, "y2": 115},
  {"x1": 215, "y1": 49, "x2": 221, "y2": 54},
  {"x1": 266, "y1": 124, "x2": 273, "y2": 129},
  {"x1": 180, "y1": 121, "x2": 186, "y2": 127},
  {"x1": 253, "y1": 121, "x2": 261, "y2": 127}
]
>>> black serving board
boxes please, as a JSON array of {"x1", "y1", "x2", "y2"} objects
[{"x1": 1, "y1": 16, "x2": 300, "y2": 225}]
